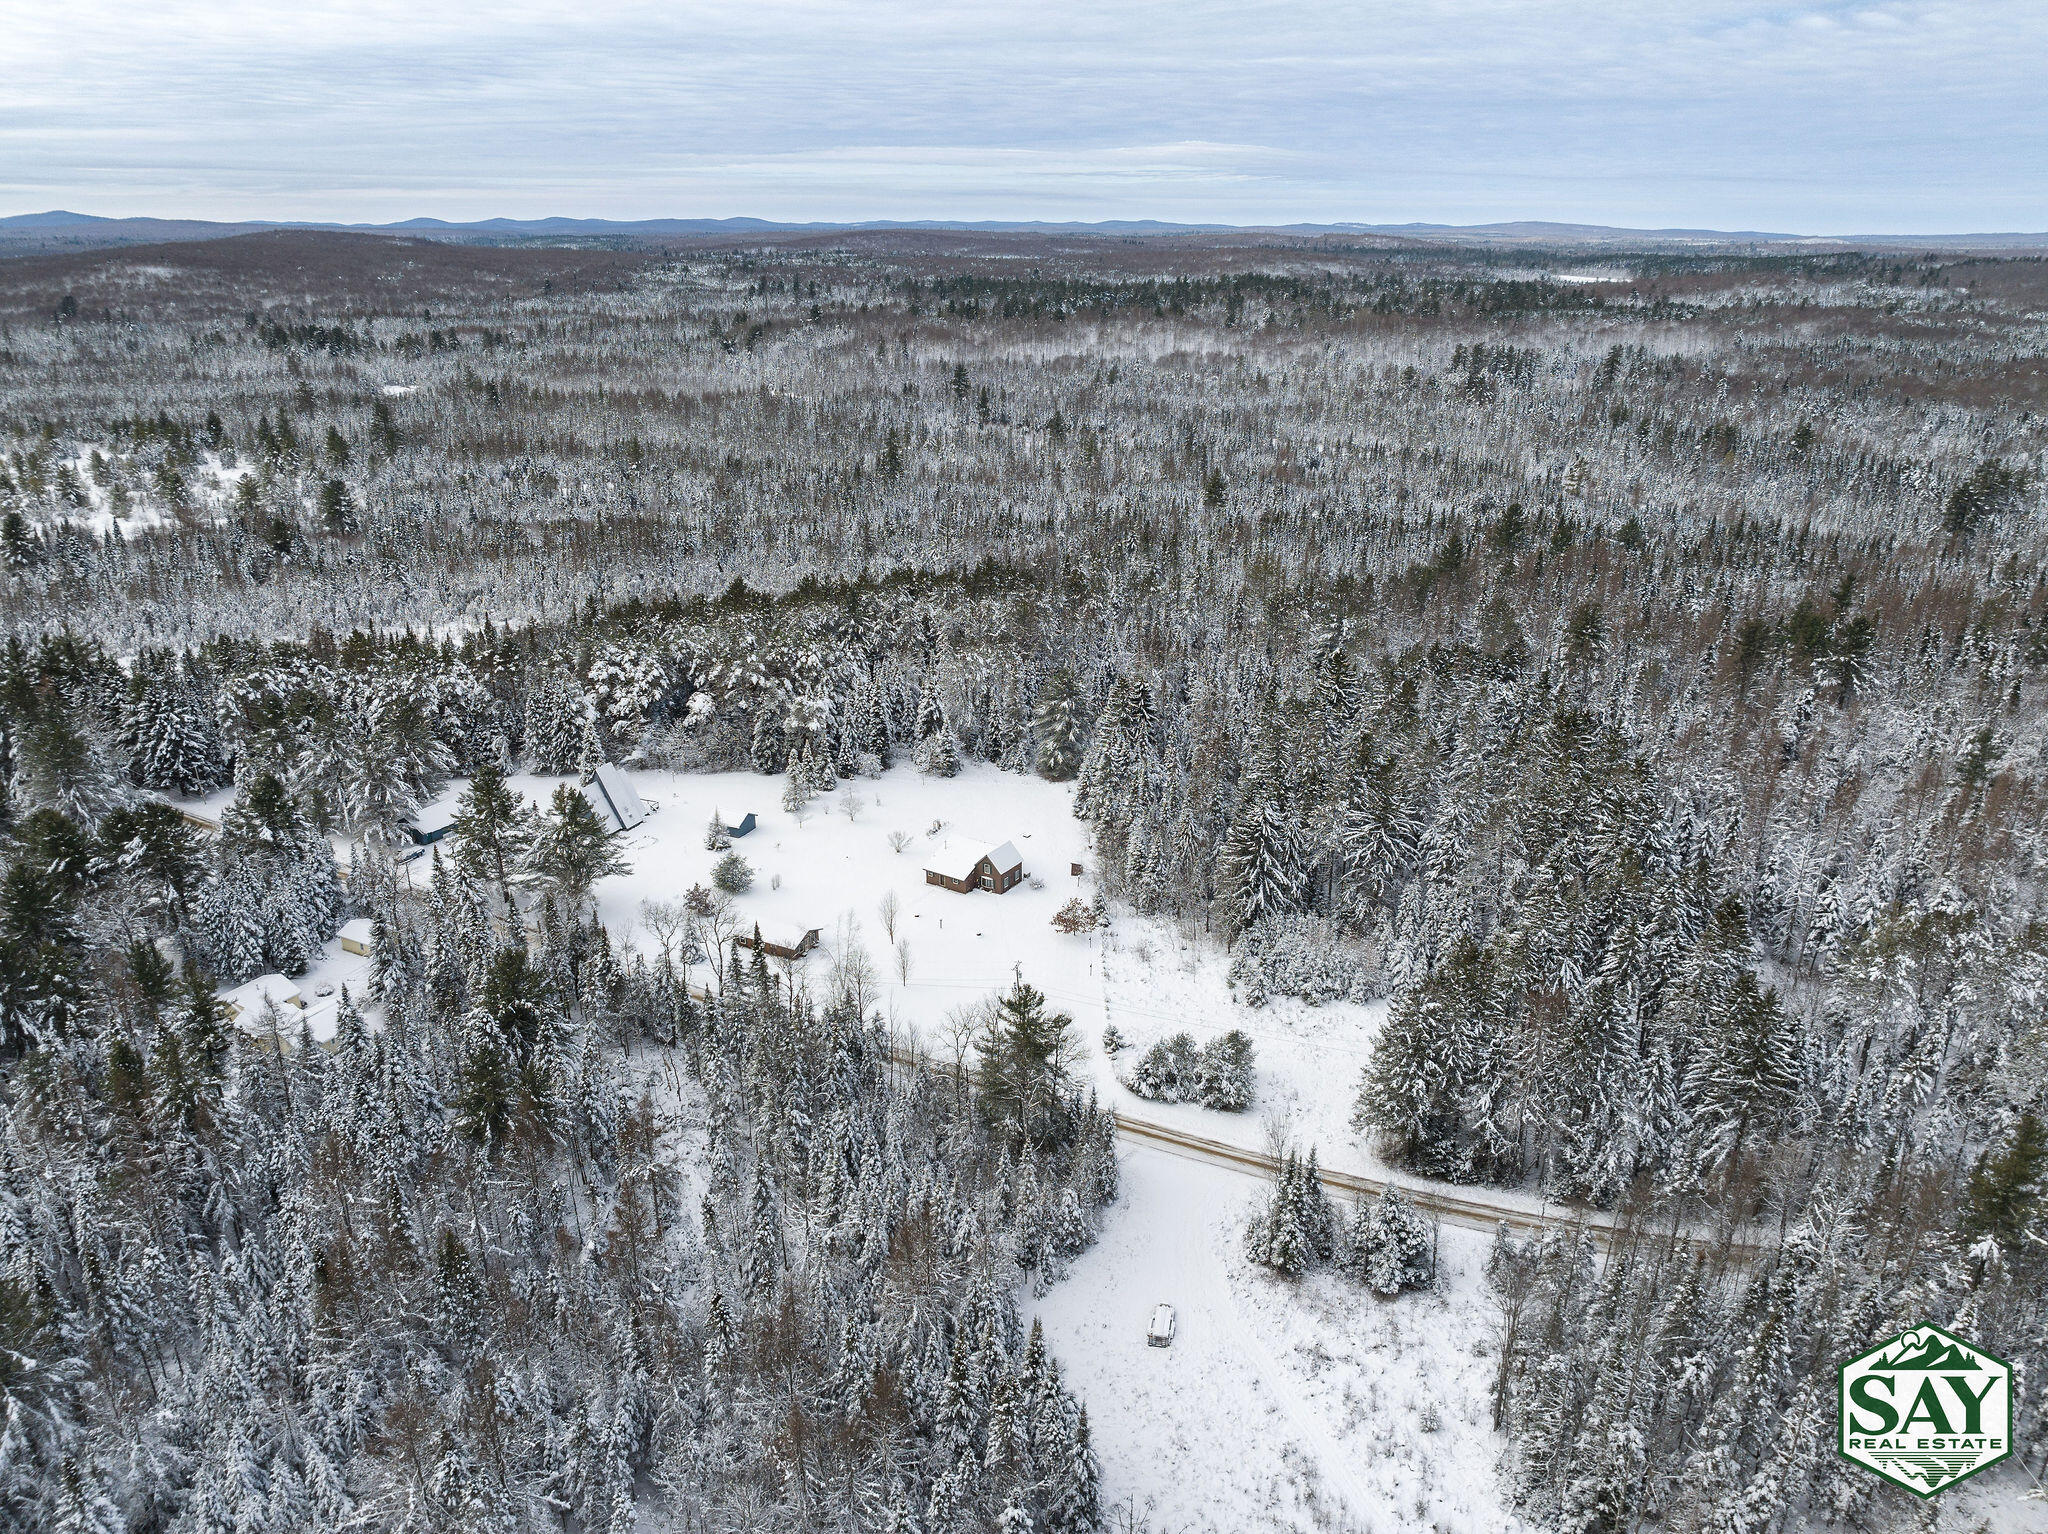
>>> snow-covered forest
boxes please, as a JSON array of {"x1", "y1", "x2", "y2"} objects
[{"x1": 1, "y1": 228, "x2": 2045, "y2": 1531}]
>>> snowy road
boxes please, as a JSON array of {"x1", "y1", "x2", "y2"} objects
[
  {"x1": 1032, "y1": 1146, "x2": 1521, "y2": 1534},
  {"x1": 894, "y1": 1042, "x2": 1648, "y2": 1252}
]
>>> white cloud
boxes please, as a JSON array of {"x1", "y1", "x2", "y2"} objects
[{"x1": 2, "y1": 1, "x2": 2043, "y2": 230}]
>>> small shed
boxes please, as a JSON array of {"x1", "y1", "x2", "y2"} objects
[
  {"x1": 220, "y1": 973, "x2": 305, "y2": 1023},
  {"x1": 725, "y1": 811, "x2": 759, "y2": 838},
  {"x1": 925, "y1": 841, "x2": 1025, "y2": 895},
  {"x1": 408, "y1": 805, "x2": 457, "y2": 846},
  {"x1": 581, "y1": 762, "x2": 649, "y2": 835},
  {"x1": 338, "y1": 917, "x2": 375, "y2": 956},
  {"x1": 733, "y1": 924, "x2": 822, "y2": 961}
]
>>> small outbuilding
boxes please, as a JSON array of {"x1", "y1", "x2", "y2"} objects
[
  {"x1": 925, "y1": 841, "x2": 1025, "y2": 895},
  {"x1": 581, "y1": 762, "x2": 649, "y2": 835},
  {"x1": 408, "y1": 805, "x2": 457, "y2": 846},
  {"x1": 725, "y1": 811, "x2": 759, "y2": 838},
  {"x1": 338, "y1": 917, "x2": 376, "y2": 956},
  {"x1": 220, "y1": 973, "x2": 305, "y2": 1023},
  {"x1": 733, "y1": 924, "x2": 822, "y2": 961}
]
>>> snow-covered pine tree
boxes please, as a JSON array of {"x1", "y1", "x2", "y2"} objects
[
  {"x1": 915, "y1": 722, "x2": 960, "y2": 777},
  {"x1": 1217, "y1": 753, "x2": 1307, "y2": 940},
  {"x1": 524, "y1": 783, "x2": 630, "y2": 905},
  {"x1": 749, "y1": 708, "x2": 786, "y2": 775},
  {"x1": 1031, "y1": 669, "x2": 1085, "y2": 781},
  {"x1": 1348, "y1": 1185, "x2": 1434, "y2": 1295},
  {"x1": 526, "y1": 672, "x2": 591, "y2": 773},
  {"x1": 1194, "y1": 1029, "x2": 1255, "y2": 1111}
]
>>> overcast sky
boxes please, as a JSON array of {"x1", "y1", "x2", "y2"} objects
[{"x1": 4, "y1": 2, "x2": 2043, "y2": 233}]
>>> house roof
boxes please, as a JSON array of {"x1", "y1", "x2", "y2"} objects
[
  {"x1": 927, "y1": 840, "x2": 1024, "y2": 881},
  {"x1": 338, "y1": 917, "x2": 375, "y2": 944},
  {"x1": 581, "y1": 763, "x2": 648, "y2": 833},
  {"x1": 221, "y1": 973, "x2": 303, "y2": 1017}
]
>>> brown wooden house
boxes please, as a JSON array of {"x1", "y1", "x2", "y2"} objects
[
  {"x1": 925, "y1": 841, "x2": 1025, "y2": 894},
  {"x1": 733, "y1": 924, "x2": 821, "y2": 961}
]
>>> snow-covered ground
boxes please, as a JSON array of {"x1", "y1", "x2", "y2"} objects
[
  {"x1": 513, "y1": 761, "x2": 1419, "y2": 1190},
  {"x1": 1035, "y1": 1145, "x2": 1520, "y2": 1534},
  {"x1": 35, "y1": 445, "x2": 249, "y2": 540},
  {"x1": 222, "y1": 758, "x2": 2046, "y2": 1532},
  {"x1": 522, "y1": 761, "x2": 1099, "y2": 1032},
  {"x1": 288, "y1": 940, "x2": 374, "y2": 1042},
  {"x1": 224, "y1": 761, "x2": 1429, "y2": 1187},
  {"x1": 1095, "y1": 916, "x2": 1390, "y2": 1170}
]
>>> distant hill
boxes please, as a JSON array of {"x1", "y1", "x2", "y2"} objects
[{"x1": 4, "y1": 209, "x2": 2046, "y2": 257}]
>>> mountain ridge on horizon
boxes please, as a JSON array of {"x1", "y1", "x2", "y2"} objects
[{"x1": 5, "y1": 209, "x2": 2047, "y2": 255}]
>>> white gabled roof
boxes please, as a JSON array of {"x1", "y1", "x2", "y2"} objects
[
  {"x1": 221, "y1": 973, "x2": 304, "y2": 1018},
  {"x1": 983, "y1": 841, "x2": 1021, "y2": 872},
  {"x1": 338, "y1": 917, "x2": 375, "y2": 944}
]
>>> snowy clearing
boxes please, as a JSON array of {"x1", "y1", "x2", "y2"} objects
[
  {"x1": 509, "y1": 761, "x2": 1419, "y2": 1189},
  {"x1": 213, "y1": 758, "x2": 2048, "y2": 1533},
  {"x1": 1035, "y1": 1145, "x2": 1521, "y2": 1534}
]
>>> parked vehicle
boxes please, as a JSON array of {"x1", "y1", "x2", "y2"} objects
[{"x1": 1147, "y1": 1303, "x2": 1177, "y2": 1348}]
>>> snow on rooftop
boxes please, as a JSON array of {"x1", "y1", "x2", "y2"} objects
[
  {"x1": 219, "y1": 972, "x2": 302, "y2": 1018},
  {"x1": 583, "y1": 761, "x2": 649, "y2": 833}
]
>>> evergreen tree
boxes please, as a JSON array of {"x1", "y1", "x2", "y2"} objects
[
  {"x1": 454, "y1": 1009, "x2": 517, "y2": 1147},
  {"x1": 1680, "y1": 971, "x2": 1797, "y2": 1179},
  {"x1": 1031, "y1": 670, "x2": 1085, "y2": 782},
  {"x1": 1963, "y1": 1112, "x2": 2045, "y2": 1253},
  {"x1": 1354, "y1": 936, "x2": 1497, "y2": 1179},
  {"x1": 750, "y1": 709, "x2": 785, "y2": 775},
  {"x1": 1217, "y1": 780, "x2": 1305, "y2": 938},
  {"x1": 1245, "y1": 1151, "x2": 1314, "y2": 1276},
  {"x1": 524, "y1": 783, "x2": 629, "y2": 905},
  {"x1": 124, "y1": 670, "x2": 229, "y2": 794},
  {"x1": 1343, "y1": 1186, "x2": 1434, "y2": 1295},
  {"x1": 976, "y1": 978, "x2": 1078, "y2": 1149},
  {"x1": 450, "y1": 759, "x2": 533, "y2": 900},
  {"x1": 1194, "y1": 1029, "x2": 1256, "y2": 1111}
]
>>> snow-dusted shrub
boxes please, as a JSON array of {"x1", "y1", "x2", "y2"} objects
[
  {"x1": 1229, "y1": 913, "x2": 1379, "y2": 1008},
  {"x1": 1340, "y1": 1185, "x2": 1435, "y2": 1295},
  {"x1": 1124, "y1": 1032, "x2": 1201, "y2": 1101},
  {"x1": 711, "y1": 851, "x2": 753, "y2": 893},
  {"x1": 1122, "y1": 1028, "x2": 1256, "y2": 1111},
  {"x1": 1101, "y1": 1024, "x2": 1127, "y2": 1055},
  {"x1": 1051, "y1": 896, "x2": 1098, "y2": 933},
  {"x1": 1194, "y1": 1029, "x2": 1256, "y2": 1112}
]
